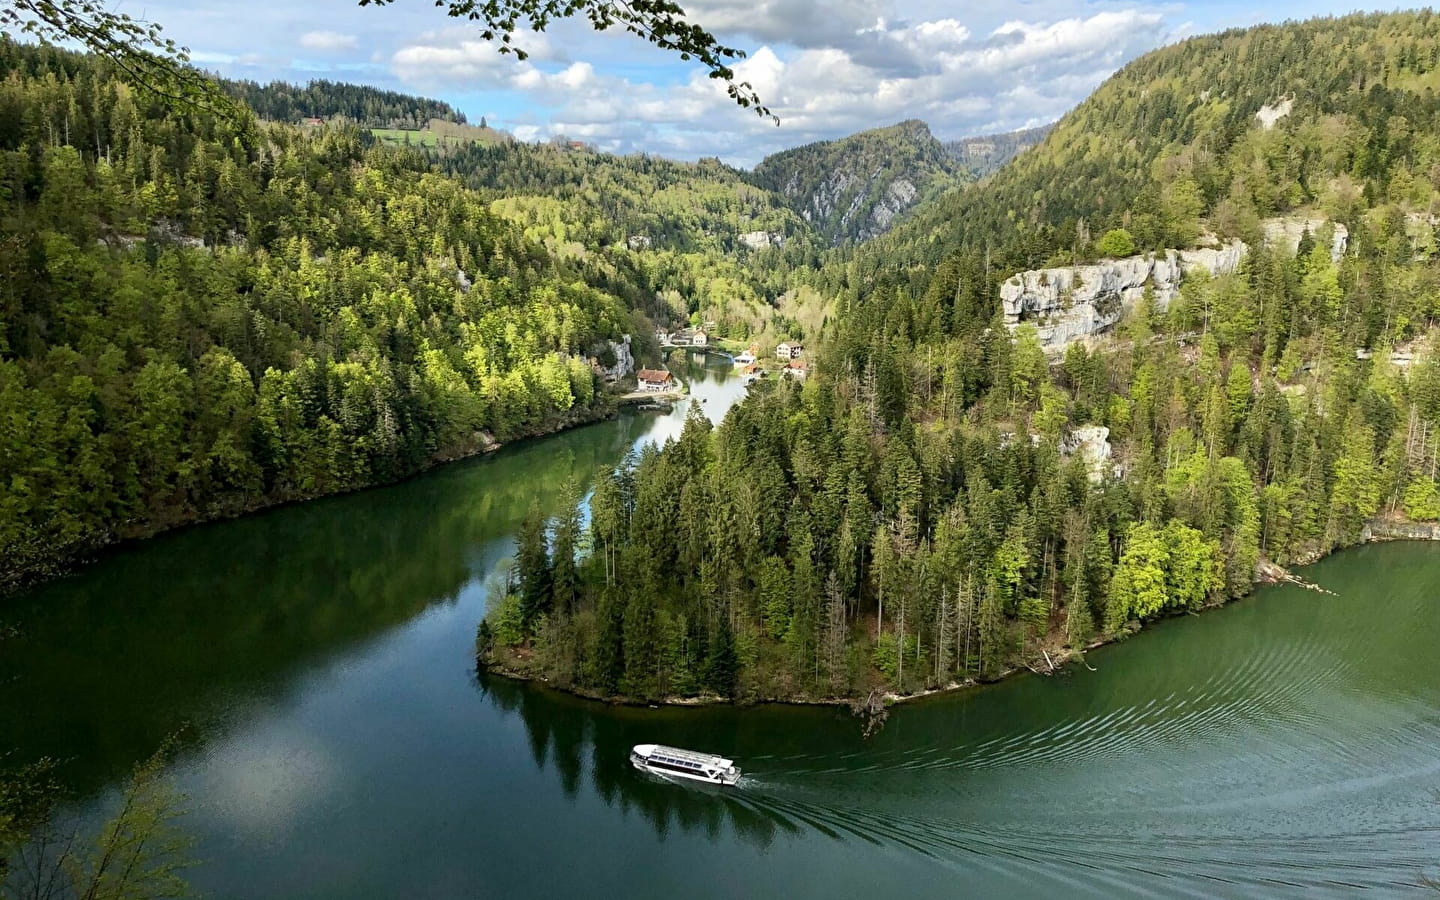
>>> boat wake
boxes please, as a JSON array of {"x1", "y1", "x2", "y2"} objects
[
  {"x1": 706, "y1": 631, "x2": 1440, "y2": 895},
  {"x1": 715, "y1": 788, "x2": 1440, "y2": 896}
]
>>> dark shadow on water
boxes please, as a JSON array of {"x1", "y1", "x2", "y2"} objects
[
  {"x1": 477, "y1": 669, "x2": 799, "y2": 852},
  {"x1": 0, "y1": 400, "x2": 661, "y2": 797}
]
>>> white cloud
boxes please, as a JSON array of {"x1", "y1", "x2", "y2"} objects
[
  {"x1": 685, "y1": 0, "x2": 896, "y2": 50},
  {"x1": 393, "y1": 39, "x2": 517, "y2": 86},
  {"x1": 455, "y1": 8, "x2": 1170, "y2": 165},
  {"x1": 390, "y1": 27, "x2": 561, "y2": 86},
  {"x1": 127, "y1": 0, "x2": 1370, "y2": 164},
  {"x1": 299, "y1": 30, "x2": 359, "y2": 52},
  {"x1": 374, "y1": 3, "x2": 1177, "y2": 164}
]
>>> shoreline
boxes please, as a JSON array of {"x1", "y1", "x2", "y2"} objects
[
  {"x1": 480, "y1": 522, "x2": 1433, "y2": 711},
  {"x1": 1, "y1": 398, "x2": 625, "y2": 599}
]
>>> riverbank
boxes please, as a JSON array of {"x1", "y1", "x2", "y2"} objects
[
  {"x1": 0, "y1": 397, "x2": 623, "y2": 599},
  {"x1": 479, "y1": 518, "x2": 1440, "y2": 711},
  {"x1": 482, "y1": 636, "x2": 1097, "y2": 711}
]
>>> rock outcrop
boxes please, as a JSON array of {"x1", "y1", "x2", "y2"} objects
[
  {"x1": 1000, "y1": 242, "x2": 1245, "y2": 349},
  {"x1": 738, "y1": 230, "x2": 785, "y2": 250},
  {"x1": 1261, "y1": 217, "x2": 1347, "y2": 261},
  {"x1": 1060, "y1": 425, "x2": 1113, "y2": 482},
  {"x1": 750, "y1": 119, "x2": 960, "y2": 246},
  {"x1": 944, "y1": 124, "x2": 1053, "y2": 178},
  {"x1": 588, "y1": 334, "x2": 634, "y2": 383},
  {"x1": 1254, "y1": 97, "x2": 1294, "y2": 130},
  {"x1": 1360, "y1": 519, "x2": 1440, "y2": 542},
  {"x1": 868, "y1": 178, "x2": 918, "y2": 232}
]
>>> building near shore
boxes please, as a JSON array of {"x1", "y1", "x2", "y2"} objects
[{"x1": 637, "y1": 369, "x2": 674, "y2": 391}]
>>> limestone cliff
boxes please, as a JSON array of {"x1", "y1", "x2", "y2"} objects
[
  {"x1": 588, "y1": 335, "x2": 634, "y2": 382},
  {"x1": 1000, "y1": 242, "x2": 1246, "y2": 349},
  {"x1": 1260, "y1": 217, "x2": 1348, "y2": 262},
  {"x1": 749, "y1": 120, "x2": 962, "y2": 246},
  {"x1": 943, "y1": 124, "x2": 1053, "y2": 178}
]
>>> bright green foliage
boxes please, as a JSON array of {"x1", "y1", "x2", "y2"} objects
[
  {"x1": 1107, "y1": 522, "x2": 1171, "y2": 631},
  {"x1": 482, "y1": 11, "x2": 1440, "y2": 702},
  {"x1": 1095, "y1": 228, "x2": 1136, "y2": 259},
  {"x1": 432, "y1": 140, "x2": 825, "y2": 341},
  {"x1": 1, "y1": 747, "x2": 195, "y2": 899},
  {"x1": 22, "y1": 12, "x2": 1440, "y2": 706},
  {"x1": 1403, "y1": 478, "x2": 1440, "y2": 521},
  {"x1": 0, "y1": 40, "x2": 816, "y2": 592},
  {"x1": 1107, "y1": 521, "x2": 1222, "y2": 632}
]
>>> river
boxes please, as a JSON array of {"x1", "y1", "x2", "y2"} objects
[{"x1": 3, "y1": 351, "x2": 1439, "y2": 897}]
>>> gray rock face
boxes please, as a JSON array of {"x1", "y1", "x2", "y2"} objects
[
  {"x1": 780, "y1": 163, "x2": 927, "y2": 243},
  {"x1": 589, "y1": 334, "x2": 634, "y2": 382},
  {"x1": 1254, "y1": 97, "x2": 1294, "y2": 130},
  {"x1": 869, "y1": 178, "x2": 917, "y2": 233},
  {"x1": 1000, "y1": 241, "x2": 1245, "y2": 349},
  {"x1": 452, "y1": 266, "x2": 472, "y2": 294},
  {"x1": 738, "y1": 230, "x2": 785, "y2": 250},
  {"x1": 1060, "y1": 425, "x2": 1113, "y2": 482},
  {"x1": 1261, "y1": 217, "x2": 1347, "y2": 262},
  {"x1": 1361, "y1": 519, "x2": 1440, "y2": 542}
]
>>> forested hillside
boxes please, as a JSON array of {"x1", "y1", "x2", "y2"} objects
[
  {"x1": 749, "y1": 119, "x2": 964, "y2": 246},
  {"x1": 430, "y1": 141, "x2": 826, "y2": 337},
  {"x1": 851, "y1": 11, "x2": 1440, "y2": 279},
  {"x1": 480, "y1": 11, "x2": 1440, "y2": 705},
  {"x1": 0, "y1": 40, "x2": 651, "y2": 590},
  {"x1": 943, "y1": 124, "x2": 1052, "y2": 178},
  {"x1": 221, "y1": 78, "x2": 466, "y2": 129}
]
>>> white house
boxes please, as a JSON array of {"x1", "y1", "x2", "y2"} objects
[
  {"x1": 733, "y1": 350, "x2": 755, "y2": 366},
  {"x1": 691, "y1": 330, "x2": 708, "y2": 347},
  {"x1": 776, "y1": 342, "x2": 804, "y2": 360},
  {"x1": 637, "y1": 369, "x2": 674, "y2": 392}
]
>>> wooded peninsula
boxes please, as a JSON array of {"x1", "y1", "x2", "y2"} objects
[{"x1": 7, "y1": 13, "x2": 1440, "y2": 709}]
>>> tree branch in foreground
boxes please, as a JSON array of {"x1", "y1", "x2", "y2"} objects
[{"x1": 359, "y1": 0, "x2": 776, "y2": 121}]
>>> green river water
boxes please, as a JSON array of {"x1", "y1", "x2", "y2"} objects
[{"x1": 4, "y1": 351, "x2": 1440, "y2": 897}]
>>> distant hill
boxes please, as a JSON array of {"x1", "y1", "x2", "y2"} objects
[
  {"x1": 856, "y1": 10, "x2": 1440, "y2": 278},
  {"x1": 371, "y1": 118, "x2": 512, "y2": 148},
  {"x1": 943, "y1": 124, "x2": 1053, "y2": 178},
  {"x1": 748, "y1": 119, "x2": 965, "y2": 246},
  {"x1": 221, "y1": 78, "x2": 466, "y2": 130}
]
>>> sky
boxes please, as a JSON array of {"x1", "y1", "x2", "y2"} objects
[{"x1": 126, "y1": 0, "x2": 1409, "y2": 167}]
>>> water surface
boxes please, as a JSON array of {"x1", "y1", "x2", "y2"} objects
[{"x1": 5, "y1": 353, "x2": 1440, "y2": 897}]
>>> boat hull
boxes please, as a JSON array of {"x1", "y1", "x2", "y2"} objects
[{"x1": 629, "y1": 753, "x2": 741, "y2": 786}]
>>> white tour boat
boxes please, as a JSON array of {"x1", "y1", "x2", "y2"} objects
[{"x1": 630, "y1": 744, "x2": 742, "y2": 786}]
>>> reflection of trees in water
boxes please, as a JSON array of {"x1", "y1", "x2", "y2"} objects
[
  {"x1": 1, "y1": 416, "x2": 644, "y2": 797},
  {"x1": 478, "y1": 670, "x2": 794, "y2": 852}
]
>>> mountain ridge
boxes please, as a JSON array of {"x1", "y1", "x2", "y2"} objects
[{"x1": 747, "y1": 119, "x2": 964, "y2": 246}]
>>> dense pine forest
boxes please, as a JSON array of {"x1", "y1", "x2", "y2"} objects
[
  {"x1": 221, "y1": 78, "x2": 467, "y2": 129},
  {"x1": 9, "y1": 11, "x2": 1440, "y2": 708},
  {"x1": 479, "y1": 11, "x2": 1440, "y2": 704},
  {"x1": 0, "y1": 39, "x2": 684, "y2": 591},
  {"x1": 427, "y1": 141, "x2": 827, "y2": 335}
]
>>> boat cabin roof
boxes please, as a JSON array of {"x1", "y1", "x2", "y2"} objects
[{"x1": 634, "y1": 743, "x2": 733, "y2": 769}]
